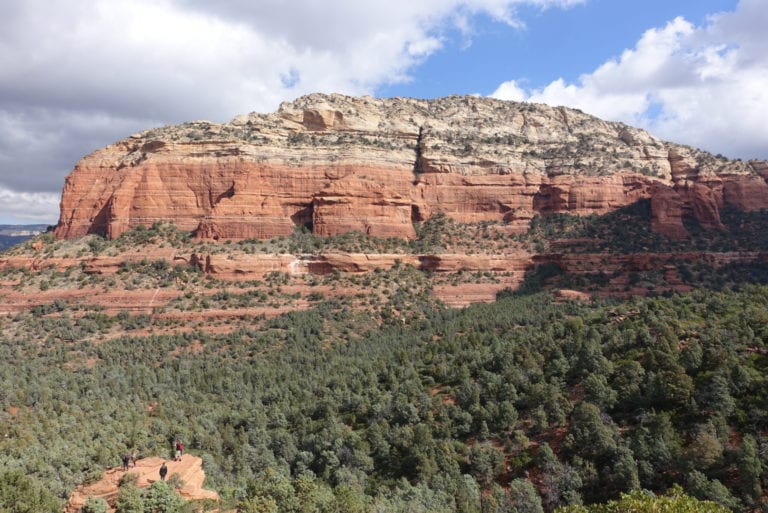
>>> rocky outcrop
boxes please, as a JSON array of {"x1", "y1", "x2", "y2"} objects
[
  {"x1": 0, "y1": 249, "x2": 532, "y2": 315},
  {"x1": 54, "y1": 94, "x2": 768, "y2": 241},
  {"x1": 650, "y1": 184, "x2": 688, "y2": 239},
  {"x1": 723, "y1": 175, "x2": 768, "y2": 211},
  {"x1": 2, "y1": 245, "x2": 764, "y2": 319},
  {"x1": 0, "y1": 250, "x2": 531, "y2": 281},
  {"x1": 313, "y1": 177, "x2": 417, "y2": 238},
  {"x1": 65, "y1": 456, "x2": 218, "y2": 513}
]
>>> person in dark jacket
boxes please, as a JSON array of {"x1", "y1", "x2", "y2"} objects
[{"x1": 159, "y1": 462, "x2": 168, "y2": 481}]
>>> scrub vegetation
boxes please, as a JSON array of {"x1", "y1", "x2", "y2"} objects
[{"x1": 1, "y1": 205, "x2": 768, "y2": 512}]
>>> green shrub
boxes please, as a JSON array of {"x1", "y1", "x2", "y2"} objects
[
  {"x1": 555, "y1": 486, "x2": 729, "y2": 513},
  {"x1": 0, "y1": 471, "x2": 61, "y2": 513},
  {"x1": 80, "y1": 496, "x2": 108, "y2": 513}
]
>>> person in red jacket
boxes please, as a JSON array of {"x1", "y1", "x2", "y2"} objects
[{"x1": 174, "y1": 440, "x2": 184, "y2": 461}]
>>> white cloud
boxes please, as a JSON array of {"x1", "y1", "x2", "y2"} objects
[
  {"x1": 0, "y1": 0, "x2": 584, "y2": 223},
  {"x1": 491, "y1": 0, "x2": 768, "y2": 159},
  {"x1": 0, "y1": 187, "x2": 59, "y2": 224},
  {"x1": 491, "y1": 80, "x2": 529, "y2": 102},
  {"x1": 1, "y1": 0, "x2": 587, "y2": 121}
]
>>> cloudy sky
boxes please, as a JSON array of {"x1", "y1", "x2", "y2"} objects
[{"x1": 1, "y1": 0, "x2": 765, "y2": 225}]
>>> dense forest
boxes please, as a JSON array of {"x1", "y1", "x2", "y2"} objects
[
  {"x1": 1, "y1": 275, "x2": 767, "y2": 511},
  {"x1": 1, "y1": 206, "x2": 768, "y2": 512}
]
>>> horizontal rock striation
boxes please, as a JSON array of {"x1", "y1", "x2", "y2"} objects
[{"x1": 54, "y1": 94, "x2": 768, "y2": 241}]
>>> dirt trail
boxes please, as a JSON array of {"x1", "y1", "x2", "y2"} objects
[{"x1": 65, "y1": 455, "x2": 219, "y2": 512}]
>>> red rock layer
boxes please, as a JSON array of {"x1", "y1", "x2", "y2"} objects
[
  {"x1": 52, "y1": 95, "x2": 768, "y2": 242},
  {"x1": 56, "y1": 153, "x2": 683, "y2": 241}
]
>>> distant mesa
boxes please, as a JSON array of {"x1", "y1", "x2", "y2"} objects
[
  {"x1": 0, "y1": 224, "x2": 48, "y2": 251},
  {"x1": 0, "y1": 225, "x2": 48, "y2": 237},
  {"x1": 53, "y1": 93, "x2": 768, "y2": 242}
]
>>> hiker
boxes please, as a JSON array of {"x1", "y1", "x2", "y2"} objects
[
  {"x1": 121, "y1": 453, "x2": 131, "y2": 471},
  {"x1": 159, "y1": 462, "x2": 168, "y2": 481},
  {"x1": 175, "y1": 440, "x2": 184, "y2": 461},
  {"x1": 130, "y1": 451, "x2": 138, "y2": 467}
]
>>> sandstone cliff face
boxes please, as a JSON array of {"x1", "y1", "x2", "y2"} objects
[{"x1": 54, "y1": 94, "x2": 768, "y2": 241}]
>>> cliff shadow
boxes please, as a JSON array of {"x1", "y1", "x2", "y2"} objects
[
  {"x1": 290, "y1": 205, "x2": 314, "y2": 231},
  {"x1": 87, "y1": 201, "x2": 112, "y2": 237}
]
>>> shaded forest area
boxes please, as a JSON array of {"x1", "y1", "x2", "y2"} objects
[{"x1": 1, "y1": 279, "x2": 766, "y2": 511}]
